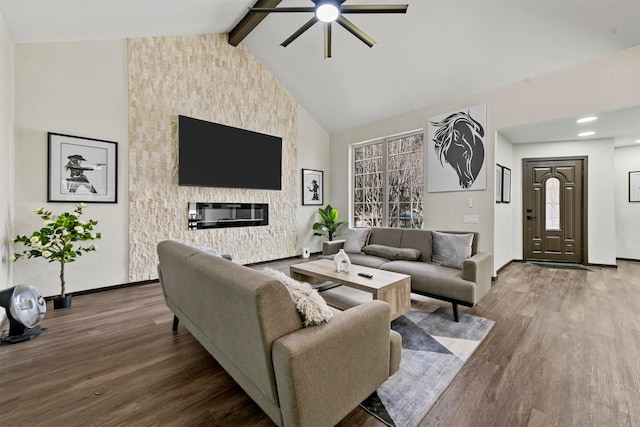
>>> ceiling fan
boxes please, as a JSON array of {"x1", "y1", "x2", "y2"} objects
[{"x1": 249, "y1": 0, "x2": 409, "y2": 58}]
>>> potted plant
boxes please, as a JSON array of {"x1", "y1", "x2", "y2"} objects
[
  {"x1": 312, "y1": 204, "x2": 346, "y2": 241},
  {"x1": 10, "y1": 203, "x2": 102, "y2": 309}
]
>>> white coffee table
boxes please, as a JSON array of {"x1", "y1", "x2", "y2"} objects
[{"x1": 290, "y1": 259, "x2": 411, "y2": 321}]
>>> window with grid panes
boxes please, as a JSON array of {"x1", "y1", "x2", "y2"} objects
[{"x1": 352, "y1": 132, "x2": 424, "y2": 228}]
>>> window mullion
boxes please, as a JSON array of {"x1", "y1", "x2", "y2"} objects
[{"x1": 382, "y1": 138, "x2": 389, "y2": 227}]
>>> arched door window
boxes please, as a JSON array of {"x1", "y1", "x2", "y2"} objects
[{"x1": 545, "y1": 177, "x2": 561, "y2": 230}]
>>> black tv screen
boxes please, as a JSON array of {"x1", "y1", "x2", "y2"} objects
[{"x1": 178, "y1": 115, "x2": 282, "y2": 190}]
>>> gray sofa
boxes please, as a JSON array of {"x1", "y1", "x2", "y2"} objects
[
  {"x1": 157, "y1": 240, "x2": 401, "y2": 427},
  {"x1": 323, "y1": 228, "x2": 492, "y2": 321}
]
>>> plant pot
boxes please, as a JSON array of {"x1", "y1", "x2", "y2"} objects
[{"x1": 53, "y1": 294, "x2": 72, "y2": 309}]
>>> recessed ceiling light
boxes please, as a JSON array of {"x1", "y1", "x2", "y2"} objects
[
  {"x1": 636, "y1": 139, "x2": 640, "y2": 144},
  {"x1": 577, "y1": 116, "x2": 598, "y2": 123},
  {"x1": 578, "y1": 131, "x2": 596, "y2": 137}
]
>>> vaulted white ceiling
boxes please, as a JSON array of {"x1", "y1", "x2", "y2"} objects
[{"x1": 1, "y1": 0, "x2": 639, "y2": 139}]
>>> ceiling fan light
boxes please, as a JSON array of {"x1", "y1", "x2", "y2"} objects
[{"x1": 316, "y1": 2, "x2": 340, "y2": 23}]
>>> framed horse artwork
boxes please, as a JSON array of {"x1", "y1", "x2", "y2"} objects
[{"x1": 427, "y1": 104, "x2": 487, "y2": 192}]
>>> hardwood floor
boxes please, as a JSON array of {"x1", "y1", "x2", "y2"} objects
[{"x1": 1, "y1": 259, "x2": 639, "y2": 426}]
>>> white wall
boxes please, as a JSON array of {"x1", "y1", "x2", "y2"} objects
[
  {"x1": 494, "y1": 131, "x2": 514, "y2": 271},
  {"x1": 512, "y1": 139, "x2": 616, "y2": 266},
  {"x1": 296, "y1": 104, "x2": 331, "y2": 255},
  {"x1": 0, "y1": 11, "x2": 14, "y2": 328},
  {"x1": 330, "y1": 46, "x2": 640, "y2": 273},
  {"x1": 13, "y1": 40, "x2": 130, "y2": 297},
  {"x1": 615, "y1": 144, "x2": 640, "y2": 260}
]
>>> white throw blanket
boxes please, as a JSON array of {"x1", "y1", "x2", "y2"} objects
[{"x1": 261, "y1": 267, "x2": 333, "y2": 327}]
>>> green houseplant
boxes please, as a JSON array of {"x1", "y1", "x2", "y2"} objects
[
  {"x1": 312, "y1": 204, "x2": 347, "y2": 241},
  {"x1": 11, "y1": 203, "x2": 102, "y2": 309}
]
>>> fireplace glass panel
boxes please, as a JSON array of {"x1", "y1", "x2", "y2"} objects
[{"x1": 188, "y1": 202, "x2": 268, "y2": 229}]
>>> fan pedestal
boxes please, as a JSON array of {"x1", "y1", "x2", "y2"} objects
[{"x1": 4, "y1": 324, "x2": 43, "y2": 344}]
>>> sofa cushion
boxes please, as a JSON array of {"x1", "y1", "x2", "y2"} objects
[
  {"x1": 431, "y1": 231, "x2": 474, "y2": 269},
  {"x1": 261, "y1": 268, "x2": 333, "y2": 327},
  {"x1": 362, "y1": 244, "x2": 421, "y2": 261},
  {"x1": 343, "y1": 253, "x2": 391, "y2": 269},
  {"x1": 368, "y1": 227, "x2": 403, "y2": 247},
  {"x1": 319, "y1": 253, "x2": 390, "y2": 269},
  {"x1": 398, "y1": 229, "x2": 433, "y2": 262},
  {"x1": 343, "y1": 227, "x2": 372, "y2": 253},
  {"x1": 380, "y1": 260, "x2": 476, "y2": 304}
]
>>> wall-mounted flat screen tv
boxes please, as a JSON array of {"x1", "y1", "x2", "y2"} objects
[{"x1": 178, "y1": 115, "x2": 282, "y2": 190}]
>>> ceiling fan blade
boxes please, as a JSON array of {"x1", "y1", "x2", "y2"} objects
[
  {"x1": 336, "y1": 15, "x2": 375, "y2": 47},
  {"x1": 324, "y1": 22, "x2": 332, "y2": 58},
  {"x1": 281, "y1": 17, "x2": 319, "y2": 47},
  {"x1": 249, "y1": 7, "x2": 316, "y2": 13},
  {"x1": 341, "y1": 5, "x2": 409, "y2": 14}
]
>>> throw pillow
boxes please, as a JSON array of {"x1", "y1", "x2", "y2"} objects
[
  {"x1": 261, "y1": 267, "x2": 333, "y2": 327},
  {"x1": 431, "y1": 231, "x2": 474, "y2": 270},
  {"x1": 343, "y1": 227, "x2": 372, "y2": 253},
  {"x1": 362, "y1": 244, "x2": 422, "y2": 261}
]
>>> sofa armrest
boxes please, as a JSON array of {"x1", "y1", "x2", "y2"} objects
[
  {"x1": 322, "y1": 239, "x2": 345, "y2": 256},
  {"x1": 272, "y1": 300, "x2": 398, "y2": 427},
  {"x1": 462, "y1": 251, "x2": 493, "y2": 303}
]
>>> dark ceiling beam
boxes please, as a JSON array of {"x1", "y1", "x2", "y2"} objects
[{"x1": 228, "y1": 0, "x2": 283, "y2": 47}]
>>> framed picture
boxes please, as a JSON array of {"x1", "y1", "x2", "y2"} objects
[
  {"x1": 427, "y1": 103, "x2": 487, "y2": 192},
  {"x1": 302, "y1": 169, "x2": 323, "y2": 206},
  {"x1": 630, "y1": 171, "x2": 640, "y2": 202},
  {"x1": 48, "y1": 132, "x2": 118, "y2": 203},
  {"x1": 495, "y1": 164, "x2": 503, "y2": 203},
  {"x1": 501, "y1": 166, "x2": 511, "y2": 203}
]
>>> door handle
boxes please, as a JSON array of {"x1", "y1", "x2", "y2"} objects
[{"x1": 527, "y1": 215, "x2": 537, "y2": 220}]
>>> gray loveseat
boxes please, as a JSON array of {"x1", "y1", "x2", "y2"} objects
[
  {"x1": 323, "y1": 228, "x2": 492, "y2": 321},
  {"x1": 157, "y1": 240, "x2": 401, "y2": 427}
]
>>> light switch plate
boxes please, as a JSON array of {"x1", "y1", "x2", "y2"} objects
[{"x1": 463, "y1": 214, "x2": 480, "y2": 224}]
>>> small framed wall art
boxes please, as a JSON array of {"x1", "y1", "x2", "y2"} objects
[
  {"x1": 302, "y1": 169, "x2": 323, "y2": 206},
  {"x1": 630, "y1": 171, "x2": 640, "y2": 202},
  {"x1": 48, "y1": 132, "x2": 118, "y2": 203},
  {"x1": 501, "y1": 166, "x2": 511, "y2": 203},
  {"x1": 495, "y1": 164, "x2": 503, "y2": 203}
]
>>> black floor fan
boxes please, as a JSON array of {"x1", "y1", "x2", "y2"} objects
[{"x1": 0, "y1": 285, "x2": 47, "y2": 344}]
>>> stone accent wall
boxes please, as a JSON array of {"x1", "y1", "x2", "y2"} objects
[{"x1": 128, "y1": 34, "x2": 298, "y2": 281}]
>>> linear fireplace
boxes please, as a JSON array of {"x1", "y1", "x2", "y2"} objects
[{"x1": 188, "y1": 202, "x2": 269, "y2": 230}]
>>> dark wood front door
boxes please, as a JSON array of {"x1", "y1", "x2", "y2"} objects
[{"x1": 523, "y1": 158, "x2": 586, "y2": 263}]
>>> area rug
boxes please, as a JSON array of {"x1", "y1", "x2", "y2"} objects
[{"x1": 360, "y1": 306, "x2": 495, "y2": 427}]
